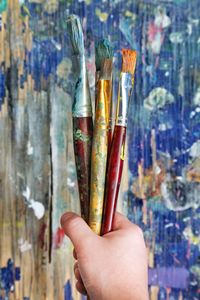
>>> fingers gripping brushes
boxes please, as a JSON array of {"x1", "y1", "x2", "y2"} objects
[{"x1": 67, "y1": 15, "x2": 138, "y2": 300}]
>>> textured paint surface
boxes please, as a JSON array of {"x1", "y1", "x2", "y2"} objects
[{"x1": 0, "y1": 0, "x2": 199, "y2": 299}]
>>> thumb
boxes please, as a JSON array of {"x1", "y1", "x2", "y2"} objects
[
  {"x1": 112, "y1": 212, "x2": 133, "y2": 231},
  {"x1": 60, "y1": 212, "x2": 96, "y2": 252}
]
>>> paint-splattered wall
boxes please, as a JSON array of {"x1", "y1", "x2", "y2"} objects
[{"x1": 0, "y1": 0, "x2": 200, "y2": 299}]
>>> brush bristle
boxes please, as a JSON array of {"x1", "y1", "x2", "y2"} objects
[
  {"x1": 95, "y1": 39, "x2": 113, "y2": 72},
  {"x1": 66, "y1": 15, "x2": 84, "y2": 55},
  {"x1": 99, "y1": 58, "x2": 113, "y2": 80},
  {"x1": 121, "y1": 49, "x2": 137, "y2": 74}
]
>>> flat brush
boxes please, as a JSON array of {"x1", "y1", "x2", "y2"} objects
[
  {"x1": 89, "y1": 58, "x2": 113, "y2": 235},
  {"x1": 101, "y1": 49, "x2": 137, "y2": 235},
  {"x1": 66, "y1": 15, "x2": 93, "y2": 223},
  {"x1": 95, "y1": 40, "x2": 113, "y2": 151},
  {"x1": 95, "y1": 39, "x2": 113, "y2": 85}
]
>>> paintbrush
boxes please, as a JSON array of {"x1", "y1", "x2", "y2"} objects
[
  {"x1": 95, "y1": 39, "x2": 113, "y2": 91},
  {"x1": 89, "y1": 58, "x2": 113, "y2": 235},
  {"x1": 66, "y1": 15, "x2": 93, "y2": 223},
  {"x1": 95, "y1": 40, "x2": 113, "y2": 152},
  {"x1": 101, "y1": 49, "x2": 137, "y2": 235}
]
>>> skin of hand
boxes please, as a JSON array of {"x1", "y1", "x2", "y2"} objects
[{"x1": 61, "y1": 211, "x2": 149, "y2": 300}]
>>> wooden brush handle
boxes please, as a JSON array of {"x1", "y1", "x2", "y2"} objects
[
  {"x1": 107, "y1": 125, "x2": 112, "y2": 154},
  {"x1": 89, "y1": 123, "x2": 108, "y2": 235},
  {"x1": 73, "y1": 117, "x2": 93, "y2": 223},
  {"x1": 101, "y1": 125, "x2": 126, "y2": 235}
]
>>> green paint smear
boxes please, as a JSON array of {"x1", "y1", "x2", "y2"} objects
[
  {"x1": 147, "y1": 197, "x2": 167, "y2": 214},
  {"x1": 74, "y1": 129, "x2": 91, "y2": 142},
  {"x1": 0, "y1": 0, "x2": 7, "y2": 13},
  {"x1": 95, "y1": 39, "x2": 113, "y2": 71}
]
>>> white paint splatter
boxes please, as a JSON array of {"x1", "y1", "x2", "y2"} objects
[
  {"x1": 193, "y1": 88, "x2": 200, "y2": 106},
  {"x1": 51, "y1": 38, "x2": 62, "y2": 51},
  {"x1": 158, "y1": 122, "x2": 172, "y2": 131},
  {"x1": 27, "y1": 141, "x2": 33, "y2": 155},
  {"x1": 28, "y1": 0, "x2": 44, "y2": 3},
  {"x1": 144, "y1": 88, "x2": 174, "y2": 111},
  {"x1": 154, "y1": 7, "x2": 171, "y2": 29},
  {"x1": 187, "y1": 23, "x2": 193, "y2": 35},
  {"x1": 23, "y1": 186, "x2": 45, "y2": 219},
  {"x1": 190, "y1": 140, "x2": 200, "y2": 158},
  {"x1": 190, "y1": 111, "x2": 196, "y2": 118},
  {"x1": 155, "y1": 165, "x2": 161, "y2": 175},
  {"x1": 183, "y1": 217, "x2": 190, "y2": 222},
  {"x1": 169, "y1": 32, "x2": 184, "y2": 44},
  {"x1": 67, "y1": 177, "x2": 75, "y2": 188},
  {"x1": 23, "y1": 186, "x2": 31, "y2": 200},
  {"x1": 161, "y1": 174, "x2": 200, "y2": 211},
  {"x1": 178, "y1": 67, "x2": 184, "y2": 96},
  {"x1": 149, "y1": 31, "x2": 163, "y2": 54},
  {"x1": 165, "y1": 223, "x2": 174, "y2": 228},
  {"x1": 28, "y1": 199, "x2": 45, "y2": 220},
  {"x1": 18, "y1": 238, "x2": 32, "y2": 253},
  {"x1": 190, "y1": 107, "x2": 200, "y2": 118}
]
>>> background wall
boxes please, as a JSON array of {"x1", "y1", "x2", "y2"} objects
[{"x1": 0, "y1": 0, "x2": 200, "y2": 299}]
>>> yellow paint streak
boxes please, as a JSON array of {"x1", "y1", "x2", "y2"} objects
[
  {"x1": 89, "y1": 80, "x2": 112, "y2": 235},
  {"x1": 150, "y1": 286, "x2": 159, "y2": 300},
  {"x1": 138, "y1": 161, "x2": 145, "y2": 198}
]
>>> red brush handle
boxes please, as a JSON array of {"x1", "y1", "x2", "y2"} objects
[
  {"x1": 73, "y1": 117, "x2": 93, "y2": 223},
  {"x1": 107, "y1": 127, "x2": 112, "y2": 154},
  {"x1": 101, "y1": 125, "x2": 126, "y2": 235}
]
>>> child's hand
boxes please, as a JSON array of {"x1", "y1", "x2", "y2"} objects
[{"x1": 61, "y1": 211, "x2": 148, "y2": 300}]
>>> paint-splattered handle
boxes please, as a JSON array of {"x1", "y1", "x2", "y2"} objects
[
  {"x1": 73, "y1": 117, "x2": 93, "y2": 223},
  {"x1": 89, "y1": 124, "x2": 108, "y2": 235},
  {"x1": 101, "y1": 125, "x2": 126, "y2": 235}
]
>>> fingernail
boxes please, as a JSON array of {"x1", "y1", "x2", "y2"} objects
[{"x1": 60, "y1": 212, "x2": 73, "y2": 227}]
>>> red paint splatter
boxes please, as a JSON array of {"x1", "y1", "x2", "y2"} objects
[
  {"x1": 148, "y1": 22, "x2": 162, "y2": 43},
  {"x1": 38, "y1": 222, "x2": 47, "y2": 250},
  {"x1": 53, "y1": 227, "x2": 65, "y2": 249}
]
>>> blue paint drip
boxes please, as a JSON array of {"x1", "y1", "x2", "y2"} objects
[
  {"x1": 0, "y1": 259, "x2": 20, "y2": 295},
  {"x1": 64, "y1": 280, "x2": 73, "y2": 300},
  {"x1": 0, "y1": 69, "x2": 5, "y2": 110}
]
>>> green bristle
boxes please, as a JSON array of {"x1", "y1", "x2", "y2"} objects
[
  {"x1": 99, "y1": 59, "x2": 113, "y2": 80},
  {"x1": 95, "y1": 39, "x2": 113, "y2": 72},
  {"x1": 66, "y1": 15, "x2": 84, "y2": 56}
]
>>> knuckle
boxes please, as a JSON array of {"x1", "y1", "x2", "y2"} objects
[{"x1": 74, "y1": 261, "x2": 78, "y2": 271}]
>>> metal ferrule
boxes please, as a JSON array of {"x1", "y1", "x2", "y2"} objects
[
  {"x1": 116, "y1": 72, "x2": 133, "y2": 127},
  {"x1": 95, "y1": 80, "x2": 111, "y2": 127},
  {"x1": 72, "y1": 55, "x2": 92, "y2": 117}
]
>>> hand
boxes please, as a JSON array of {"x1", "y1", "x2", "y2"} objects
[{"x1": 61, "y1": 211, "x2": 148, "y2": 300}]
